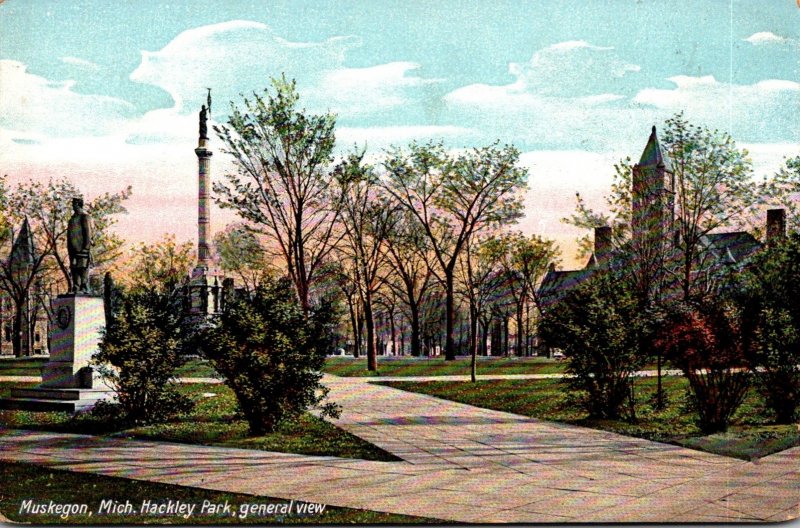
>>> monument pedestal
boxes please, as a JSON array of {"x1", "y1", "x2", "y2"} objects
[{"x1": 1, "y1": 294, "x2": 116, "y2": 412}]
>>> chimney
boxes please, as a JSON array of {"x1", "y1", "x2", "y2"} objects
[
  {"x1": 766, "y1": 208, "x2": 786, "y2": 246},
  {"x1": 594, "y1": 226, "x2": 613, "y2": 264}
]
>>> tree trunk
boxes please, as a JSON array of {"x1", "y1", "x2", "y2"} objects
[
  {"x1": 410, "y1": 304, "x2": 422, "y2": 357},
  {"x1": 470, "y1": 307, "x2": 478, "y2": 382},
  {"x1": 12, "y1": 299, "x2": 24, "y2": 358},
  {"x1": 503, "y1": 315, "x2": 510, "y2": 357},
  {"x1": 515, "y1": 300, "x2": 524, "y2": 357},
  {"x1": 444, "y1": 273, "x2": 456, "y2": 360},
  {"x1": 347, "y1": 296, "x2": 359, "y2": 358},
  {"x1": 365, "y1": 291, "x2": 377, "y2": 371}
]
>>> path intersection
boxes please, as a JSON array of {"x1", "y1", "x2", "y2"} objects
[{"x1": 1, "y1": 374, "x2": 798, "y2": 523}]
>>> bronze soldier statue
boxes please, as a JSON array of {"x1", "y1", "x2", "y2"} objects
[{"x1": 67, "y1": 197, "x2": 93, "y2": 293}]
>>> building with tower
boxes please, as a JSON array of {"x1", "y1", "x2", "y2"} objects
[{"x1": 538, "y1": 125, "x2": 781, "y2": 311}]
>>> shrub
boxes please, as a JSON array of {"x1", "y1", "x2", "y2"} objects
[
  {"x1": 655, "y1": 300, "x2": 750, "y2": 434},
  {"x1": 539, "y1": 273, "x2": 647, "y2": 420},
  {"x1": 203, "y1": 277, "x2": 340, "y2": 435},
  {"x1": 741, "y1": 233, "x2": 800, "y2": 423},
  {"x1": 94, "y1": 286, "x2": 193, "y2": 424}
]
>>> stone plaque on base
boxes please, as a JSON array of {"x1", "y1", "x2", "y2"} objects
[{"x1": 42, "y1": 294, "x2": 107, "y2": 389}]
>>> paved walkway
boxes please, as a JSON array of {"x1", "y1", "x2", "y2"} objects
[{"x1": 1, "y1": 375, "x2": 798, "y2": 523}]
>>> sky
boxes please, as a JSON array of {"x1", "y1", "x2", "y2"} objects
[{"x1": 1, "y1": 0, "x2": 798, "y2": 267}]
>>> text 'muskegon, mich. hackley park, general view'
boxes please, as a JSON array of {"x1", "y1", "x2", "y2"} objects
[{"x1": 0, "y1": 1, "x2": 799, "y2": 524}]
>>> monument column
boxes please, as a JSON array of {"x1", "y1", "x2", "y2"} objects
[{"x1": 195, "y1": 139, "x2": 213, "y2": 266}]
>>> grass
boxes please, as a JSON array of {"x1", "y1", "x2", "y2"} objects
[
  {"x1": 380, "y1": 376, "x2": 800, "y2": 461},
  {"x1": 0, "y1": 461, "x2": 437, "y2": 524},
  {"x1": 0, "y1": 382, "x2": 399, "y2": 462},
  {"x1": 324, "y1": 356, "x2": 568, "y2": 377}
]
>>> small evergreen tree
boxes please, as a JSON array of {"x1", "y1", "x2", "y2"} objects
[{"x1": 203, "y1": 277, "x2": 340, "y2": 435}]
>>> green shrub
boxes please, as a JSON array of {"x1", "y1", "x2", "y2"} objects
[
  {"x1": 203, "y1": 277, "x2": 340, "y2": 435},
  {"x1": 740, "y1": 233, "x2": 800, "y2": 423},
  {"x1": 539, "y1": 273, "x2": 647, "y2": 420},
  {"x1": 94, "y1": 286, "x2": 193, "y2": 424}
]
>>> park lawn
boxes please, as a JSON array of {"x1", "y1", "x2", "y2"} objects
[
  {"x1": 0, "y1": 461, "x2": 437, "y2": 524},
  {"x1": 381, "y1": 376, "x2": 800, "y2": 461},
  {"x1": 324, "y1": 356, "x2": 569, "y2": 377},
  {"x1": 0, "y1": 382, "x2": 399, "y2": 462}
]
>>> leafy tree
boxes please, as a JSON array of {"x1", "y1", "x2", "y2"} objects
[
  {"x1": 203, "y1": 277, "x2": 341, "y2": 435},
  {"x1": 383, "y1": 142, "x2": 527, "y2": 360},
  {"x1": 759, "y1": 155, "x2": 800, "y2": 232},
  {"x1": 485, "y1": 232, "x2": 559, "y2": 356},
  {"x1": 7, "y1": 178, "x2": 131, "y2": 291},
  {"x1": 456, "y1": 236, "x2": 501, "y2": 381},
  {"x1": 121, "y1": 234, "x2": 193, "y2": 290},
  {"x1": 214, "y1": 223, "x2": 271, "y2": 294},
  {"x1": 740, "y1": 232, "x2": 800, "y2": 423},
  {"x1": 214, "y1": 77, "x2": 341, "y2": 313},
  {"x1": 539, "y1": 271, "x2": 647, "y2": 420},
  {"x1": 654, "y1": 299, "x2": 751, "y2": 434},
  {"x1": 334, "y1": 151, "x2": 397, "y2": 371},
  {"x1": 383, "y1": 210, "x2": 435, "y2": 357},
  {"x1": 662, "y1": 114, "x2": 755, "y2": 300}
]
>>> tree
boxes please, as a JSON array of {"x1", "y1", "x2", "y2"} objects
[
  {"x1": 334, "y1": 151, "x2": 397, "y2": 371},
  {"x1": 661, "y1": 113, "x2": 756, "y2": 300},
  {"x1": 383, "y1": 142, "x2": 527, "y2": 360},
  {"x1": 457, "y1": 236, "x2": 501, "y2": 381},
  {"x1": 655, "y1": 298, "x2": 751, "y2": 434},
  {"x1": 485, "y1": 232, "x2": 559, "y2": 356},
  {"x1": 383, "y1": 210, "x2": 435, "y2": 357},
  {"x1": 203, "y1": 277, "x2": 340, "y2": 435},
  {"x1": 7, "y1": 178, "x2": 131, "y2": 291},
  {"x1": 539, "y1": 270, "x2": 647, "y2": 420},
  {"x1": 214, "y1": 223, "x2": 271, "y2": 294},
  {"x1": 740, "y1": 232, "x2": 800, "y2": 423},
  {"x1": 214, "y1": 77, "x2": 341, "y2": 313},
  {"x1": 121, "y1": 234, "x2": 193, "y2": 291}
]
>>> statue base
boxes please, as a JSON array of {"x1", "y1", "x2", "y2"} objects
[{"x1": 0, "y1": 293, "x2": 116, "y2": 412}]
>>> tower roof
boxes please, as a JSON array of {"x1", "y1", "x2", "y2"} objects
[
  {"x1": 10, "y1": 217, "x2": 36, "y2": 273},
  {"x1": 637, "y1": 126, "x2": 672, "y2": 172}
]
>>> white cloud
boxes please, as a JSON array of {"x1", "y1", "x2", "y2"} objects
[
  {"x1": 744, "y1": 31, "x2": 789, "y2": 45},
  {"x1": 0, "y1": 60, "x2": 135, "y2": 138},
  {"x1": 61, "y1": 56, "x2": 99, "y2": 71},
  {"x1": 307, "y1": 62, "x2": 441, "y2": 116},
  {"x1": 633, "y1": 75, "x2": 800, "y2": 141}
]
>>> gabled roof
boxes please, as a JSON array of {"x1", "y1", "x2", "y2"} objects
[
  {"x1": 702, "y1": 231, "x2": 761, "y2": 266},
  {"x1": 637, "y1": 126, "x2": 673, "y2": 172},
  {"x1": 538, "y1": 267, "x2": 596, "y2": 310}
]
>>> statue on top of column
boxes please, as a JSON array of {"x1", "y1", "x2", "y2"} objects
[{"x1": 199, "y1": 88, "x2": 212, "y2": 140}]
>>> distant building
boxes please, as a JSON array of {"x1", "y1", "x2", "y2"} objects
[
  {"x1": 0, "y1": 218, "x2": 49, "y2": 356},
  {"x1": 539, "y1": 126, "x2": 782, "y2": 310}
]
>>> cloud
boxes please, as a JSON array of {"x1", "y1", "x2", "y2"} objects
[
  {"x1": 61, "y1": 56, "x2": 99, "y2": 71},
  {"x1": 633, "y1": 75, "x2": 800, "y2": 141},
  {"x1": 306, "y1": 62, "x2": 441, "y2": 116},
  {"x1": 0, "y1": 60, "x2": 135, "y2": 138},
  {"x1": 744, "y1": 32, "x2": 789, "y2": 45}
]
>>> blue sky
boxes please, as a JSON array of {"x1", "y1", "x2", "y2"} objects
[{"x1": 1, "y1": 0, "x2": 798, "y2": 264}]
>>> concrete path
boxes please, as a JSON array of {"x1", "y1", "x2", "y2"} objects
[{"x1": 1, "y1": 375, "x2": 798, "y2": 523}]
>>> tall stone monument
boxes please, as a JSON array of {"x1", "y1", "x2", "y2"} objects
[
  {"x1": 188, "y1": 89, "x2": 224, "y2": 318},
  {"x1": 0, "y1": 198, "x2": 115, "y2": 412}
]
